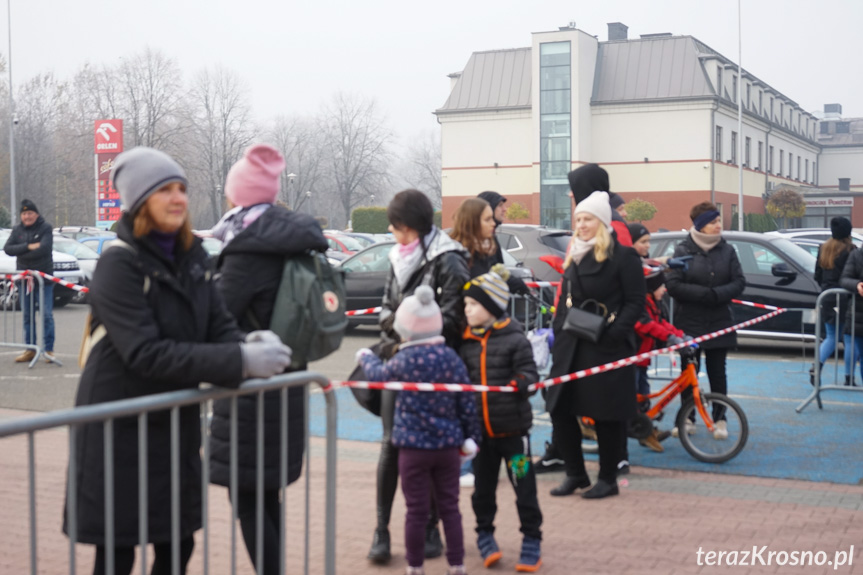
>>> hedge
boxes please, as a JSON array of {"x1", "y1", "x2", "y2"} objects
[{"x1": 351, "y1": 207, "x2": 443, "y2": 233}]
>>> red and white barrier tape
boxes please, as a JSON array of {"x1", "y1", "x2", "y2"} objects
[
  {"x1": 732, "y1": 299, "x2": 782, "y2": 311},
  {"x1": 524, "y1": 281, "x2": 560, "y2": 289},
  {"x1": 1, "y1": 270, "x2": 89, "y2": 293},
  {"x1": 337, "y1": 304, "x2": 787, "y2": 393},
  {"x1": 346, "y1": 306, "x2": 382, "y2": 317}
]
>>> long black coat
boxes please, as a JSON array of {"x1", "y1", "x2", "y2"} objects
[
  {"x1": 210, "y1": 206, "x2": 328, "y2": 490},
  {"x1": 815, "y1": 243, "x2": 853, "y2": 325},
  {"x1": 665, "y1": 235, "x2": 745, "y2": 350},
  {"x1": 460, "y1": 317, "x2": 538, "y2": 437},
  {"x1": 545, "y1": 242, "x2": 644, "y2": 421},
  {"x1": 839, "y1": 248, "x2": 863, "y2": 331},
  {"x1": 64, "y1": 214, "x2": 245, "y2": 546},
  {"x1": 3, "y1": 215, "x2": 53, "y2": 273}
]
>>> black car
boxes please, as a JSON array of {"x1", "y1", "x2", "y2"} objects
[
  {"x1": 649, "y1": 231, "x2": 820, "y2": 335},
  {"x1": 339, "y1": 241, "x2": 534, "y2": 327}
]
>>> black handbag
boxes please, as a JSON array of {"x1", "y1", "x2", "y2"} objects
[
  {"x1": 348, "y1": 341, "x2": 398, "y2": 417},
  {"x1": 561, "y1": 268, "x2": 615, "y2": 343}
]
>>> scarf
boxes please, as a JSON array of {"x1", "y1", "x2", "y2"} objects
[
  {"x1": 148, "y1": 229, "x2": 177, "y2": 261},
  {"x1": 689, "y1": 227, "x2": 722, "y2": 252},
  {"x1": 389, "y1": 233, "x2": 429, "y2": 289},
  {"x1": 568, "y1": 236, "x2": 597, "y2": 266},
  {"x1": 212, "y1": 204, "x2": 272, "y2": 246}
]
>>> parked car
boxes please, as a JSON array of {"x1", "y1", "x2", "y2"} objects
[
  {"x1": 325, "y1": 233, "x2": 364, "y2": 256},
  {"x1": 0, "y1": 229, "x2": 84, "y2": 309},
  {"x1": 339, "y1": 232, "x2": 381, "y2": 249},
  {"x1": 338, "y1": 240, "x2": 534, "y2": 327},
  {"x1": 787, "y1": 238, "x2": 823, "y2": 259},
  {"x1": 55, "y1": 226, "x2": 116, "y2": 241},
  {"x1": 78, "y1": 234, "x2": 118, "y2": 255},
  {"x1": 495, "y1": 224, "x2": 572, "y2": 281},
  {"x1": 52, "y1": 235, "x2": 100, "y2": 303},
  {"x1": 766, "y1": 228, "x2": 863, "y2": 248},
  {"x1": 649, "y1": 231, "x2": 820, "y2": 335}
]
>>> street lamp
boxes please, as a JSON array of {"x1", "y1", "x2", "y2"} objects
[
  {"x1": 370, "y1": 194, "x2": 375, "y2": 206},
  {"x1": 7, "y1": 0, "x2": 16, "y2": 215},
  {"x1": 286, "y1": 172, "x2": 296, "y2": 207},
  {"x1": 306, "y1": 191, "x2": 312, "y2": 216}
]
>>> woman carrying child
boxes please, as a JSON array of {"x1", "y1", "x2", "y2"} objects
[
  {"x1": 358, "y1": 286, "x2": 481, "y2": 575},
  {"x1": 460, "y1": 264, "x2": 542, "y2": 572}
]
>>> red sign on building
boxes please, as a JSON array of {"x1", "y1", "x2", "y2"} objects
[{"x1": 94, "y1": 119, "x2": 123, "y2": 154}]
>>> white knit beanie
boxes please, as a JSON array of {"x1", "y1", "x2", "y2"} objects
[
  {"x1": 394, "y1": 285, "x2": 443, "y2": 342},
  {"x1": 574, "y1": 191, "x2": 612, "y2": 229}
]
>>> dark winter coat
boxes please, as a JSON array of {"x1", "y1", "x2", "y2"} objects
[
  {"x1": 839, "y1": 248, "x2": 863, "y2": 332},
  {"x1": 468, "y1": 249, "x2": 529, "y2": 296},
  {"x1": 380, "y1": 228, "x2": 470, "y2": 349},
  {"x1": 815, "y1": 243, "x2": 853, "y2": 325},
  {"x1": 460, "y1": 317, "x2": 538, "y2": 437},
  {"x1": 210, "y1": 206, "x2": 328, "y2": 490},
  {"x1": 359, "y1": 338, "x2": 482, "y2": 450},
  {"x1": 3, "y1": 215, "x2": 53, "y2": 273},
  {"x1": 665, "y1": 235, "x2": 745, "y2": 350},
  {"x1": 64, "y1": 213, "x2": 245, "y2": 546},
  {"x1": 546, "y1": 242, "x2": 645, "y2": 421}
]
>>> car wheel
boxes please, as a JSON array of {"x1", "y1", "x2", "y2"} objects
[{"x1": 54, "y1": 296, "x2": 72, "y2": 308}]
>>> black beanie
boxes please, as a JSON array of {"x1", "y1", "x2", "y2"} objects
[
  {"x1": 627, "y1": 223, "x2": 650, "y2": 243},
  {"x1": 645, "y1": 270, "x2": 666, "y2": 293},
  {"x1": 20, "y1": 199, "x2": 38, "y2": 214},
  {"x1": 831, "y1": 217, "x2": 852, "y2": 240},
  {"x1": 477, "y1": 191, "x2": 506, "y2": 211},
  {"x1": 567, "y1": 163, "x2": 610, "y2": 204}
]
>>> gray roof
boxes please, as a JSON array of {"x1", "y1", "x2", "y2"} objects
[
  {"x1": 818, "y1": 118, "x2": 863, "y2": 148},
  {"x1": 436, "y1": 48, "x2": 531, "y2": 114},
  {"x1": 592, "y1": 36, "x2": 714, "y2": 103}
]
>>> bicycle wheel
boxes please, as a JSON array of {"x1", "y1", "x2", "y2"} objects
[{"x1": 675, "y1": 393, "x2": 748, "y2": 463}]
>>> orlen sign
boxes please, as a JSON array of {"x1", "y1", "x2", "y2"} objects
[{"x1": 94, "y1": 120, "x2": 123, "y2": 154}]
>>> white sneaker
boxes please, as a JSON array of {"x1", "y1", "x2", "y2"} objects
[
  {"x1": 459, "y1": 472, "x2": 475, "y2": 488},
  {"x1": 713, "y1": 420, "x2": 728, "y2": 440},
  {"x1": 670, "y1": 421, "x2": 696, "y2": 437}
]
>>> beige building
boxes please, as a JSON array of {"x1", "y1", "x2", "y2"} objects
[{"x1": 435, "y1": 22, "x2": 853, "y2": 231}]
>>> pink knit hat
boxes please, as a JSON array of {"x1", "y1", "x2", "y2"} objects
[
  {"x1": 394, "y1": 286, "x2": 443, "y2": 342},
  {"x1": 224, "y1": 144, "x2": 286, "y2": 207}
]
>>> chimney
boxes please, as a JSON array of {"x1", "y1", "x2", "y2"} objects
[
  {"x1": 448, "y1": 72, "x2": 462, "y2": 91},
  {"x1": 608, "y1": 22, "x2": 628, "y2": 41},
  {"x1": 824, "y1": 103, "x2": 843, "y2": 118}
]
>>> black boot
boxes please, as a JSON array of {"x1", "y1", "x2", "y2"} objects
[
  {"x1": 581, "y1": 478, "x2": 619, "y2": 499},
  {"x1": 367, "y1": 528, "x2": 391, "y2": 564},
  {"x1": 424, "y1": 524, "x2": 443, "y2": 559},
  {"x1": 549, "y1": 475, "x2": 591, "y2": 496}
]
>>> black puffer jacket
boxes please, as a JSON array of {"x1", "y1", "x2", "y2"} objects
[
  {"x1": 210, "y1": 206, "x2": 328, "y2": 490},
  {"x1": 64, "y1": 214, "x2": 245, "y2": 546},
  {"x1": 460, "y1": 317, "x2": 538, "y2": 437},
  {"x1": 815, "y1": 243, "x2": 853, "y2": 325},
  {"x1": 3, "y1": 215, "x2": 53, "y2": 273},
  {"x1": 665, "y1": 235, "x2": 745, "y2": 350},
  {"x1": 381, "y1": 228, "x2": 470, "y2": 349},
  {"x1": 839, "y1": 248, "x2": 863, "y2": 332}
]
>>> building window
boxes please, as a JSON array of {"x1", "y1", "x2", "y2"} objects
[
  {"x1": 780, "y1": 103, "x2": 784, "y2": 125},
  {"x1": 813, "y1": 161, "x2": 816, "y2": 184},
  {"x1": 757, "y1": 141, "x2": 763, "y2": 171},
  {"x1": 744, "y1": 137, "x2": 751, "y2": 167},
  {"x1": 731, "y1": 131, "x2": 737, "y2": 164},
  {"x1": 805, "y1": 159, "x2": 809, "y2": 182},
  {"x1": 758, "y1": 91, "x2": 762, "y2": 113},
  {"x1": 716, "y1": 67, "x2": 722, "y2": 95},
  {"x1": 539, "y1": 41, "x2": 572, "y2": 230},
  {"x1": 797, "y1": 156, "x2": 801, "y2": 181},
  {"x1": 732, "y1": 75, "x2": 737, "y2": 102},
  {"x1": 820, "y1": 122, "x2": 830, "y2": 135},
  {"x1": 839, "y1": 178, "x2": 851, "y2": 192},
  {"x1": 788, "y1": 152, "x2": 793, "y2": 178},
  {"x1": 770, "y1": 97, "x2": 774, "y2": 120},
  {"x1": 715, "y1": 126, "x2": 723, "y2": 162},
  {"x1": 746, "y1": 84, "x2": 750, "y2": 108},
  {"x1": 769, "y1": 145, "x2": 774, "y2": 173},
  {"x1": 836, "y1": 122, "x2": 851, "y2": 134},
  {"x1": 779, "y1": 149, "x2": 784, "y2": 175}
]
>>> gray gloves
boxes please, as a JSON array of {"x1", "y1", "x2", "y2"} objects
[
  {"x1": 240, "y1": 335, "x2": 293, "y2": 379},
  {"x1": 667, "y1": 334, "x2": 695, "y2": 347}
]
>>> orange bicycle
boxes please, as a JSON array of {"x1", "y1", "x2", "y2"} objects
[{"x1": 632, "y1": 345, "x2": 748, "y2": 463}]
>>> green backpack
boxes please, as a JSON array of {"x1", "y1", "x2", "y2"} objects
[{"x1": 265, "y1": 252, "x2": 348, "y2": 367}]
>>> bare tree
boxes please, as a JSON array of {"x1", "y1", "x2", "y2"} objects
[
  {"x1": 400, "y1": 130, "x2": 442, "y2": 209},
  {"x1": 117, "y1": 48, "x2": 187, "y2": 152},
  {"x1": 319, "y1": 93, "x2": 393, "y2": 225},
  {"x1": 269, "y1": 115, "x2": 327, "y2": 212},
  {"x1": 185, "y1": 66, "x2": 254, "y2": 225}
]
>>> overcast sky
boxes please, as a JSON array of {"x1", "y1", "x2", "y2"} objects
[{"x1": 6, "y1": 0, "x2": 860, "y2": 146}]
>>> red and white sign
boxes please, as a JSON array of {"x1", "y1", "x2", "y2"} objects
[
  {"x1": 94, "y1": 120, "x2": 123, "y2": 154},
  {"x1": 805, "y1": 197, "x2": 854, "y2": 208}
]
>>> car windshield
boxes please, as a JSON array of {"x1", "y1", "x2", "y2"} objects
[
  {"x1": 768, "y1": 237, "x2": 817, "y2": 274},
  {"x1": 332, "y1": 234, "x2": 364, "y2": 251},
  {"x1": 53, "y1": 237, "x2": 100, "y2": 260},
  {"x1": 340, "y1": 243, "x2": 393, "y2": 273},
  {"x1": 349, "y1": 235, "x2": 375, "y2": 248}
]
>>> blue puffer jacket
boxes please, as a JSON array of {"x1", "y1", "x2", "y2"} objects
[{"x1": 360, "y1": 337, "x2": 481, "y2": 450}]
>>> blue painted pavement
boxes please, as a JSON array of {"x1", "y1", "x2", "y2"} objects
[{"x1": 309, "y1": 357, "x2": 863, "y2": 485}]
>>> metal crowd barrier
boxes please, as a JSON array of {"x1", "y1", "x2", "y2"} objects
[
  {"x1": 1, "y1": 272, "x2": 47, "y2": 367},
  {"x1": 797, "y1": 287, "x2": 863, "y2": 412},
  {"x1": 0, "y1": 371, "x2": 337, "y2": 575}
]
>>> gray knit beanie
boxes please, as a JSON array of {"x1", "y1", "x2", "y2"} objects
[{"x1": 111, "y1": 147, "x2": 188, "y2": 215}]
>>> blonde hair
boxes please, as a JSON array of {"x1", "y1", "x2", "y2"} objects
[
  {"x1": 563, "y1": 224, "x2": 613, "y2": 269},
  {"x1": 133, "y1": 201, "x2": 194, "y2": 252}
]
